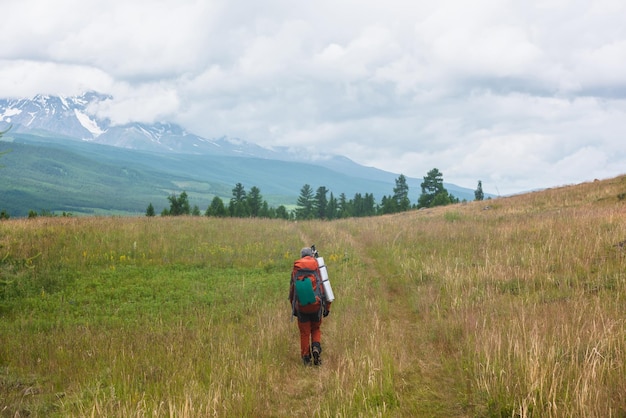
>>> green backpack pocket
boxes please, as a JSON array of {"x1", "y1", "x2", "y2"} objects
[{"x1": 294, "y1": 277, "x2": 316, "y2": 306}]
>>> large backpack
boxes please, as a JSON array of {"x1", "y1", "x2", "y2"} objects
[{"x1": 292, "y1": 258, "x2": 324, "y2": 315}]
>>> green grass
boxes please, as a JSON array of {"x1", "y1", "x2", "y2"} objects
[{"x1": 1, "y1": 176, "x2": 626, "y2": 416}]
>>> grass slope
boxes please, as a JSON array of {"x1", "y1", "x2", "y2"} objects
[
  {"x1": 0, "y1": 133, "x2": 477, "y2": 218},
  {"x1": 1, "y1": 175, "x2": 625, "y2": 416},
  {"x1": 0, "y1": 139, "x2": 232, "y2": 217}
]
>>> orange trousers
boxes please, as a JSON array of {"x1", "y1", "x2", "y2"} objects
[{"x1": 298, "y1": 319, "x2": 321, "y2": 357}]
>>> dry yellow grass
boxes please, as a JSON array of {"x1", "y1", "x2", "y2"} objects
[{"x1": 0, "y1": 175, "x2": 625, "y2": 416}]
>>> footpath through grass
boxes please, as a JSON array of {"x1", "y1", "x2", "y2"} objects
[{"x1": 1, "y1": 176, "x2": 626, "y2": 416}]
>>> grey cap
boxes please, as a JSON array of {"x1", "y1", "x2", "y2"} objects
[{"x1": 301, "y1": 247, "x2": 313, "y2": 257}]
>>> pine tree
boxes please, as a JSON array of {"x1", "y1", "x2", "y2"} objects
[
  {"x1": 275, "y1": 205, "x2": 290, "y2": 220},
  {"x1": 247, "y1": 186, "x2": 263, "y2": 217},
  {"x1": 417, "y1": 168, "x2": 458, "y2": 208},
  {"x1": 338, "y1": 193, "x2": 350, "y2": 218},
  {"x1": 364, "y1": 193, "x2": 377, "y2": 216},
  {"x1": 206, "y1": 196, "x2": 227, "y2": 217},
  {"x1": 393, "y1": 174, "x2": 411, "y2": 212},
  {"x1": 327, "y1": 192, "x2": 338, "y2": 220},
  {"x1": 474, "y1": 180, "x2": 484, "y2": 201},
  {"x1": 314, "y1": 186, "x2": 329, "y2": 219},
  {"x1": 296, "y1": 184, "x2": 315, "y2": 220},
  {"x1": 229, "y1": 183, "x2": 249, "y2": 217},
  {"x1": 380, "y1": 195, "x2": 397, "y2": 214},
  {"x1": 146, "y1": 203, "x2": 155, "y2": 217}
]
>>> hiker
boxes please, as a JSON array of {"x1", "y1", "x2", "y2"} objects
[{"x1": 289, "y1": 247, "x2": 332, "y2": 365}]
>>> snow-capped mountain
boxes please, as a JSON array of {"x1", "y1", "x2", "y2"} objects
[
  {"x1": 0, "y1": 92, "x2": 279, "y2": 157},
  {"x1": 0, "y1": 92, "x2": 108, "y2": 140},
  {"x1": 0, "y1": 92, "x2": 480, "y2": 209}
]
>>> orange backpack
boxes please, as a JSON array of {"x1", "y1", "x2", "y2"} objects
[{"x1": 291, "y1": 257, "x2": 323, "y2": 315}]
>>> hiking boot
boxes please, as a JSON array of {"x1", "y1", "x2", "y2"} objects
[
  {"x1": 302, "y1": 355, "x2": 311, "y2": 366},
  {"x1": 312, "y1": 344, "x2": 322, "y2": 366}
]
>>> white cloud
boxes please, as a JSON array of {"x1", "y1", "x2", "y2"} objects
[
  {"x1": 1, "y1": 0, "x2": 626, "y2": 195},
  {"x1": 0, "y1": 60, "x2": 114, "y2": 97}
]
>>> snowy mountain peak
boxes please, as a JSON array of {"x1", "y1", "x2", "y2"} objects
[
  {"x1": 0, "y1": 92, "x2": 111, "y2": 139},
  {"x1": 0, "y1": 92, "x2": 280, "y2": 158}
]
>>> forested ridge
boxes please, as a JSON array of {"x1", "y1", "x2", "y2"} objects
[{"x1": 155, "y1": 170, "x2": 486, "y2": 220}]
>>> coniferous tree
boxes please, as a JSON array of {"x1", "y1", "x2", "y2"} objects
[
  {"x1": 338, "y1": 193, "x2": 350, "y2": 218},
  {"x1": 380, "y1": 195, "x2": 398, "y2": 214},
  {"x1": 474, "y1": 180, "x2": 484, "y2": 201},
  {"x1": 417, "y1": 169, "x2": 444, "y2": 208},
  {"x1": 296, "y1": 184, "x2": 315, "y2": 220},
  {"x1": 275, "y1": 205, "x2": 290, "y2": 220},
  {"x1": 146, "y1": 203, "x2": 155, "y2": 217},
  {"x1": 364, "y1": 192, "x2": 377, "y2": 216},
  {"x1": 259, "y1": 201, "x2": 271, "y2": 218},
  {"x1": 229, "y1": 183, "x2": 249, "y2": 217},
  {"x1": 314, "y1": 186, "x2": 329, "y2": 219},
  {"x1": 327, "y1": 192, "x2": 338, "y2": 220},
  {"x1": 393, "y1": 174, "x2": 411, "y2": 212},
  {"x1": 206, "y1": 196, "x2": 227, "y2": 217},
  {"x1": 379, "y1": 195, "x2": 388, "y2": 214},
  {"x1": 352, "y1": 193, "x2": 365, "y2": 217},
  {"x1": 417, "y1": 168, "x2": 458, "y2": 208},
  {"x1": 247, "y1": 186, "x2": 263, "y2": 217}
]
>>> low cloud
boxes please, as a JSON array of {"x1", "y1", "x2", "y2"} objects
[{"x1": 1, "y1": 0, "x2": 625, "y2": 195}]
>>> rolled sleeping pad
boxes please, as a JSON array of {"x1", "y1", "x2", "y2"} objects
[{"x1": 316, "y1": 257, "x2": 335, "y2": 302}]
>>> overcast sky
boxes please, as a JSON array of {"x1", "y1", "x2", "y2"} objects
[{"x1": 2, "y1": 0, "x2": 625, "y2": 195}]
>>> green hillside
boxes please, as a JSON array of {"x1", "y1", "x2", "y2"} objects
[
  {"x1": 0, "y1": 140, "x2": 204, "y2": 216},
  {"x1": 0, "y1": 133, "x2": 435, "y2": 217}
]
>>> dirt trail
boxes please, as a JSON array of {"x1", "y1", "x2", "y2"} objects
[
  {"x1": 332, "y1": 221, "x2": 471, "y2": 416},
  {"x1": 287, "y1": 222, "x2": 468, "y2": 416}
]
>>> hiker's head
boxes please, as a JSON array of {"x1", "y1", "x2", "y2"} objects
[{"x1": 301, "y1": 247, "x2": 313, "y2": 257}]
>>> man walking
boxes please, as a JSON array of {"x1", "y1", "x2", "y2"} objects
[{"x1": 289, "y1": 247, "x2": 331, "y2": 365}]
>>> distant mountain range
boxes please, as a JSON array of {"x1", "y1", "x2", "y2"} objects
[
  {"x1": 0, "y1": 92, "x2": 483, "y2": 217},
  {"x1": 0, "y1": 92, "x2": 281, "y2": 157}
]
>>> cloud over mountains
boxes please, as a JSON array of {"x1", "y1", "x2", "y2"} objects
[{"x1": 1, "y1": 0, "x2": 625, "y2": 194}]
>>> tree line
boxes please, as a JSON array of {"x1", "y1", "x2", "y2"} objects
[
  {"x1": 149, "y1": 168, "x2": 487, "y2": 220},
  {"x1": 0, "y1": 122, "x2": 488, "y2": 220}
]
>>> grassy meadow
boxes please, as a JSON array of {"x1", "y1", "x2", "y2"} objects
[{"x1": 1, "y1": 176, "x2": 626, "y2": 417}]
